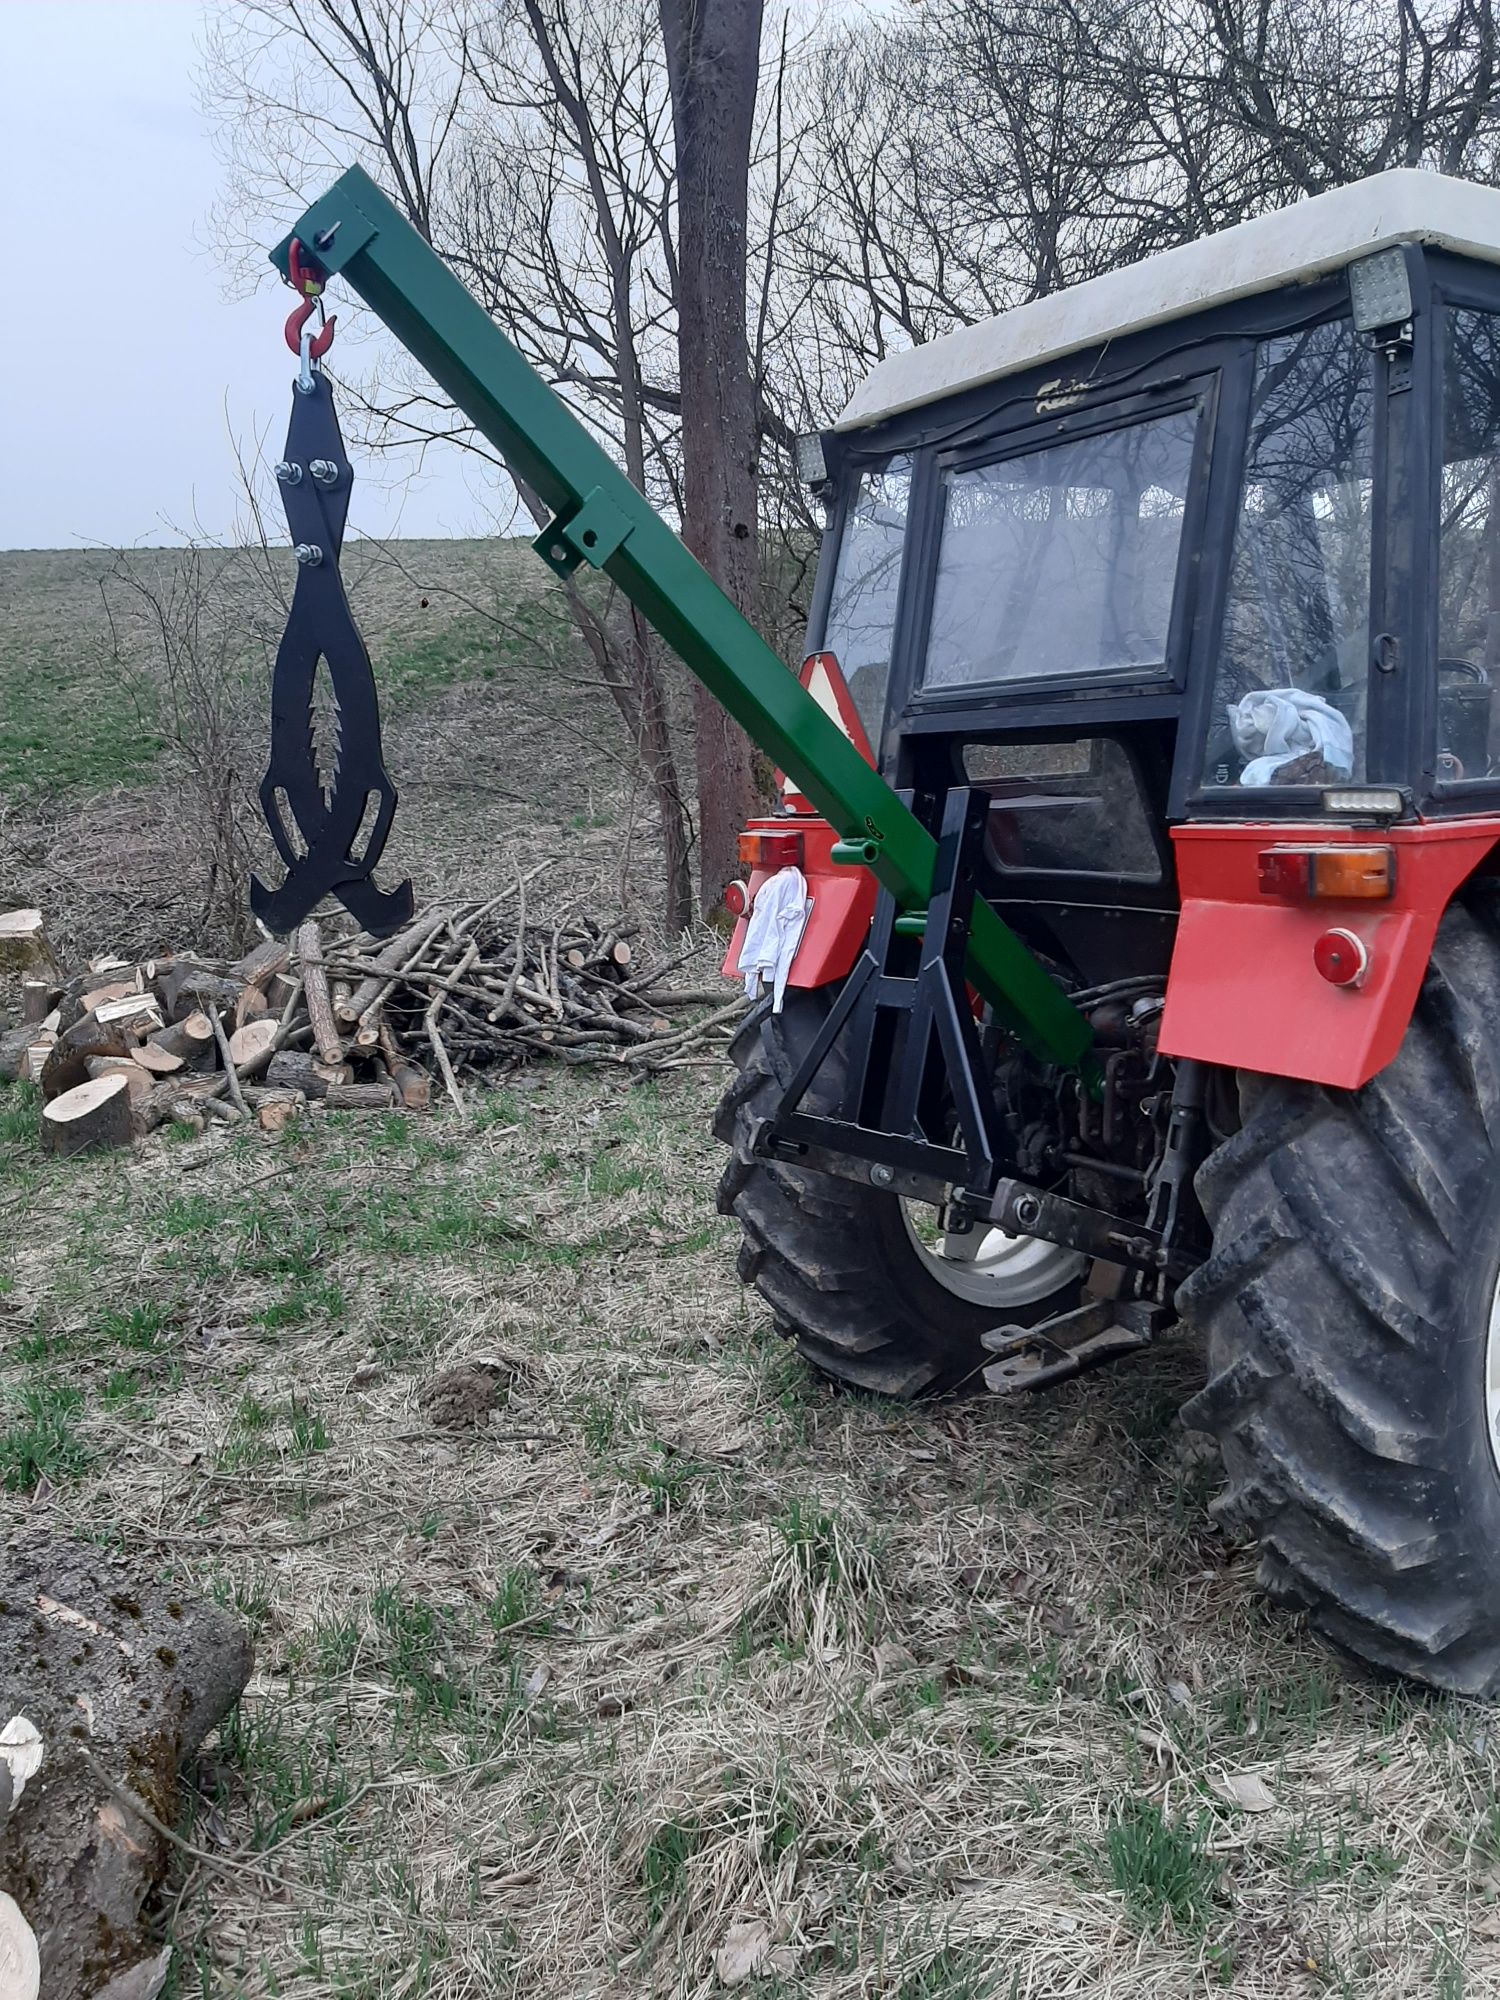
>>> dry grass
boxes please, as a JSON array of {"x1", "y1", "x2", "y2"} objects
[{"x1": 3, "y1": 1058, "x2": 1500, "y2": 1997}]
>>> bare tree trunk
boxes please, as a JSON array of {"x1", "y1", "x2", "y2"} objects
[{"x1": 661, "y1": 0, "x2": 768, "y2": 915}]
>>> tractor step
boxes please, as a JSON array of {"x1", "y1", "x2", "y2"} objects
[{"x1": 980, "y1": 1297, "x2": 1168, "y2": 1396}]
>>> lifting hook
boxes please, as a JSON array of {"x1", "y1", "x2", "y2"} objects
[{"x1": 283, "y1": 237, "x2": 336, "y2": 361}]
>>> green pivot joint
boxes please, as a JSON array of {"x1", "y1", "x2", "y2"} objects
[{"x1": 273, "y1": 167, "x2": 1096, "y2": 1086}]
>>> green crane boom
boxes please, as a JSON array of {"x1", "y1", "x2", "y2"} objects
[{"x1": 272, "y1": 166, "x2": 1093, "y2": 1078}]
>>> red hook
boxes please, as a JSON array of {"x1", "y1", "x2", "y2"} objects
[{"x1": 283, "y1": 237, "x2": 336, "y2": 360}]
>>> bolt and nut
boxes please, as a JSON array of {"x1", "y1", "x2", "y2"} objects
[
  {"x1": 1011, "y1": 1193, "x2": 1042, "y2": 1229},
  {"x1": 274, "y1": 461, "x2": 303, "y2": 485},
  {"x1": 294, "y1": 543, "x2": 324, "y2": 567},
  {"x1": 870, "y1": 1164, "x2": 895, "y2": 1188},
  {"x1": 308, "y1": 459, "x2": 340, "y2": 486}
]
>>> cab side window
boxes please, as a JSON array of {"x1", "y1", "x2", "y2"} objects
[
  {"x1": 821, "y1": 457, "x2": 913, "y2": 756},
  {"x1": 1438, "y1": 307, "x2": 1500, "y2": 783},
  {"x1": 1204, "y1": 321, "x2": 1374, "y2": 788}
]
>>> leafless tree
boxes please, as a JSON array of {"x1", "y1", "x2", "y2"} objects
[
  {"x1": 784, "y1": 0, "x2": 1500, "y2": 377},
  {"x1": 660, "y1": 0, "x2": 767, "y2": 909}
]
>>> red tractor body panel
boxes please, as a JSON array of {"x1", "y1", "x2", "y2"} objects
[
  {"x1": 1160, "y1": 819, "x2": 1500, "y2": 1088},
  {"x1": 722, "y1": 816, "x2": 878, "y2": 991}
]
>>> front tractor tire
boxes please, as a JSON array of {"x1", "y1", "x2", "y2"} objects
[
  {"x1": 714, "y1": 989, "x2": 1083, "y2": 1397},
  {"x1": 1180, "y1": 890, "x2": 1500, "y2": 1696}
]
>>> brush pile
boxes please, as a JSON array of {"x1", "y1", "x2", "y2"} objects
[{"x1": 0, "y1": 889, "x2": 740, "y2": 1154}]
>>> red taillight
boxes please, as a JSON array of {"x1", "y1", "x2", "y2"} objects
[
  {"x1": 1258, "y1": 845, "x2": 1394, "y2": 900},
  {"x1": 723, "y1": 879, "x2": 750, "y2": 918},
  {"x1": 1314, "y1": 928, "x2": 1369, "y2": 988},
  {"x1": 737, "y1": 829, "x2": 803, "y2": 871}
]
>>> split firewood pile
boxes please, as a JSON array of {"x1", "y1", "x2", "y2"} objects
[{"x1": 0, "y1": 895, "x2": 741, "y2": 1156}]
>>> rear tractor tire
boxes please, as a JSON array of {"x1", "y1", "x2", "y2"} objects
[
  {"x1": 1180, "y1": 889, "x2": 1500, "y2": 1695},
  {"x1": 714, "y1": 989, "x2": 1084, "y2": 1397}
]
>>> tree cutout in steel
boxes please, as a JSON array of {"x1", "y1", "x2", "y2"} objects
[{"x1": 252, "y1": 374, "x2": 413, "y2": 936}]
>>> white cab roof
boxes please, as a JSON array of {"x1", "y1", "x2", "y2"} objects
[{"x1": 837, "y1": 170, "x2": 1500, "y2": 432}]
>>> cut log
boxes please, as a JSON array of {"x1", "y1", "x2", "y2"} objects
[
  {"x1": 156, "y1": 964, "x2": 244, "y2": 1024},
  {"x1": 130, "y1": 1041, "x2": 184, "y2": 1077},
  {"x1": 148, "y1": 1011, "x2": 213, "y2": 1067},
  {"x1": 233, "y1": 984, "x2": 269, "y2": 1030},
  {"x1": 254, "y1": 1090, "x2": 303, "y2": 1134},
  {"x1": 377, "y1": 1053, "x2": 431, "y2": 1112},
  {"x1": 0, "y1": 910, "x2": 57, "y2": 976},
  {"x1": 230, "y1": 937, "x2": 291, "y2": 988},
  {"x1": 0, "y1": 1892, "x2": 39, "y2": 2000},
  {"x1": 86, "y1": 953, "x2": 130, "y2": 975},
  {"x1": 142, "y1": 1073, "x2": 229, "y2": 1132},
  {"x1": 324, "y1": 1080, "x2": 400, "y2": 1111},
  {"x1": 20, "y1": 980, "x2": 58, "y2": 1027},
  {"x1": 22, "y1": 1038, "x2": 55, "y2": 1084},
  {"x1": 39, "y1": 1013, "x2": 138, "y2": 1100},
  {"x1": 0, "y1": 1025, "x2": 33, "y2": 1083},
  {"x1": 41, "y1": 1074, "x2": 134, "y2": 1156},
  {"x1": 265, "y1": 1051, "x2": 334, "y2": 1098},
  {"x1": 227, "y1": 1018, "x2": 278, "y2": 1076},
  {"x1": 265, "y1": 971, "x2": 299, "y2": 1013},
  {"x1": 84, "y1": 1056, "x2": 152, "y2": 1112},
  {"x1": 377, "y1": 1018, "x2": 431, "y2": 1111},
  {"x1": 295, "y1": 921, "x2": 344, "y2": 1065},
  {"x1": 0, "y1": 1530, "x2": 250, "y2": 1997},
  {"x1": 92, "y1": 993, "x2": 161, "y2": 1040},
  {"x1": 79, "y1": 979, "x2": 136, "y2": 1015}
]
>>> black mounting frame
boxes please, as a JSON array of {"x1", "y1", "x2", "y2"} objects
[{"x1": 757, "y1": 785, "x2": 1005, "y2": 1201}]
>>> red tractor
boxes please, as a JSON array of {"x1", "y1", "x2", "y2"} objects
[{"x1": 715, "y1": 170, "x2": 1500, "y2": 1696}]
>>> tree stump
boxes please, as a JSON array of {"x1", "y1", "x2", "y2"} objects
[
  {"x1": 40, "y1": 1075, "x2": 134, "y2": 1156},
  {"x1": 0, "y1": 1530, "x2": 252, "y2": 1997},
  {"x1": 0, "y1": 911, "x2": 57, "y2": 977}
]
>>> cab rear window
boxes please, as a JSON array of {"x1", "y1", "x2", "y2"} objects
[{"x1": 923, "y1": 410, "x2": 1199, "y2": 691}]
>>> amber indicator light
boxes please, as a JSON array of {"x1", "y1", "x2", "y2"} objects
[
  {"x1": 1257, "y1": 845, "x2": 1395, "y2": 901},
  {"x1": 736, "y1": 829, "x2": 803, "y2": 871}
]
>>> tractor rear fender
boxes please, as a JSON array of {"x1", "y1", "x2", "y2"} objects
[
  {"x1": 1160, "y1": 819, "x2": 1500, "y2": 1089},
  {"x1": 722, "y1": 816, "x2": 878, "y2": 991}
]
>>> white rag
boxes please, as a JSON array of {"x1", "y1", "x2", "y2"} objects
[
  {"x1": 1229, "y1": 687, "x2": 1355, "y2": 786},
  {"x1": 735, "y1": 866, "x2": 812, "y2": 1012}
]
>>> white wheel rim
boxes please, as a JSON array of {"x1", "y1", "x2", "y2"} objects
[
  {"x1": 1486, "y1": 1277, "x2": 1500, "y2": 1481},
  {"x1": 899, "y1": 1199, "x2": 1085, "y2": 1309}
]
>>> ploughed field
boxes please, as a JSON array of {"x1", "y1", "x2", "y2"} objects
[{"x1": 3, "y1": 543, "x2": 1499, "y2": 1997}]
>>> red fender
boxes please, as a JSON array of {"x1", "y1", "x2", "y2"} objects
[
  {"x1": 722, "y1": 817, "x2": 877, "y2": 992},
  {"x1": 1160, "y1": 818, "x2": 1500, "y2": 1089}
]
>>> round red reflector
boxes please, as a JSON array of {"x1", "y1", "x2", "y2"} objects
[
  {"x1": 723, "y1": 879, "x2": 750, "y2": 918},
  {"x1": 1313, "y1": 927, "x2": 1369, "y2": 989}
]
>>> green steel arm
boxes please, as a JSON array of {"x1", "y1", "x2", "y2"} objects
[{"x1": 272, "y1": 166, "x2": 1094, "y2": 1078}]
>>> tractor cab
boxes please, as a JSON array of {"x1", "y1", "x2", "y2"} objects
[{"x1": 791, "y1": 172, "x2": 1500, "y2": 1023}]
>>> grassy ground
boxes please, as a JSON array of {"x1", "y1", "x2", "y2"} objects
[
  {"x1": 4, "y1": 1066, "x2": 1500, "y2": 1998},
  {"x1": 3, "y1": 545, "x2": 1500, "y2": 1995}
]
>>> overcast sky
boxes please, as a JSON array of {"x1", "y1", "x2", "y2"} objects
[{"x1": 0, "y1": 0, "x2": 488, "y2": 549}]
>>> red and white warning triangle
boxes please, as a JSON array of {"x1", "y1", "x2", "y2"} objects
[{"x1": 780, "y1": 651, "x2": 876, "y2": 811}]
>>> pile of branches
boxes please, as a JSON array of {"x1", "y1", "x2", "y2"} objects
[
  {"x1": 0, "y1": 887, "x2": 741, "y2": 1154},
  {"x1": 323, "y1": 884, "x2": 742, "y2": 1111}
]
